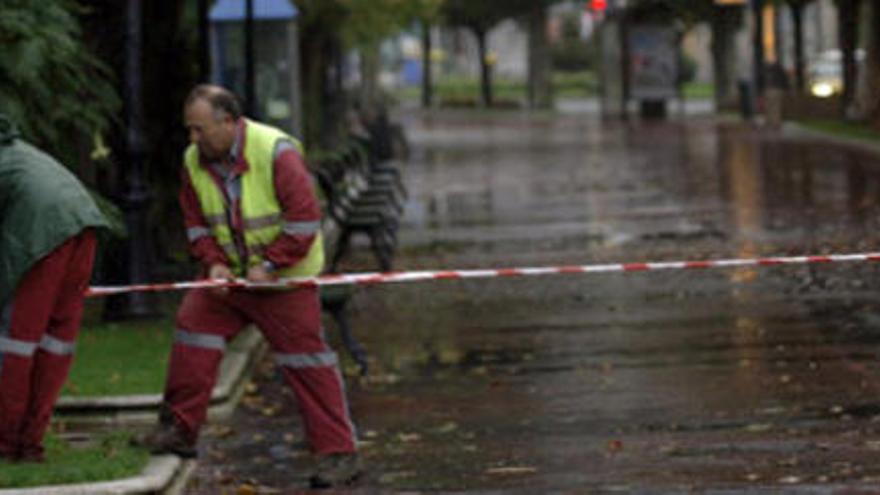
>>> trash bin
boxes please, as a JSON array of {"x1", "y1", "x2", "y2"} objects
[{"x1": 639, "y1": 99, "x2": 667, "y2": 119}]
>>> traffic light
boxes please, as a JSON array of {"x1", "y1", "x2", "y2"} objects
[{"x1": 590, "y1": 0, "x2": 607, "y2": 11}]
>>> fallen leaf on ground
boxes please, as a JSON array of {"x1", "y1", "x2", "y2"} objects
[
  {"x1": 398, "y1": 433, "x2": 421, "y2": 443},
  {"x1": 744, "y1": 423, "x2": 773, "y2": 433},
  {"x1": 210, "y1": 426, "x2": 235, "y2": 438},
  {"x1": 379, "y1": 471, "x2": 416, "y2": 483},
  {"x1": 486, "y1": 466, "x2": 538, "y2": 475},
  {"x1": 435, "y1": 422, "x2": 458, "y2": 434},
  {"x1": 470, "y1": 366, "x2": 489, "y2": 376},
  {"x1": 213, "y1": 468, "x2": 234, "y2": 485}
]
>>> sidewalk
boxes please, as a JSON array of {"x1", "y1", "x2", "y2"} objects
[{"x1": 0, "y1": 327, "x2": 267, "y2": 495}]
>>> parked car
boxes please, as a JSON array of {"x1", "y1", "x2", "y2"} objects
[{"x1": 808, "y1": 49, "x2": 865, "y2": 98}]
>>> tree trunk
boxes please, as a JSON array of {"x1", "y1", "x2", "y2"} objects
[
  {"x1": 752, "y1": 0, "x2": 766, "y2": 94},
  {"x1": 475, "y1": 28, "x2": 493, "y2": 107},
  {"x1": 710, "y1": 6, "x2": 740, "y2": 109},
  {"x1": 421, "y1": 19, "x2": 434, "y2": 108},
  {"x1": 865, "y1": 0, "x2": 880, "y2": 128},
  {"x1": 359, "y1": 42, "x2": 381, "y2": 112},
  {"x1": 791, "y1": 3, "x2": 806, "y2": 92},
  {"x1": 838, "y1": 0, "x2": 860, "y2": 116},
  {"x1": 300, "y1": 29, "x2": 327, "y2": 148},
  {"x1": 527, "y1": 5, "x2": 553, "y2": 110},
  {"x1": 322, "y1": 35, "x2": 346, "y2": 148}
]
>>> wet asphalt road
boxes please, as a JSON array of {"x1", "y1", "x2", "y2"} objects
[{"x1": 187, "y1": 109, "x2": 880, "y2": 494}]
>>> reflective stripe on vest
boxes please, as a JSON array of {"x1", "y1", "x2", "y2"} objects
[
  {"x1": 187, "y1": 226, "x2": 211, "y2": 242},
  {"x1": 184, "y1": 120, "x2": 324, "y2": 278}
]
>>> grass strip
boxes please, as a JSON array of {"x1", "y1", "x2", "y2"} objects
[
  {"x1": 0, "y1": 432, "x2": 150, "y2": 488},
  {"x1": 63, "y1": 318, "x2": 174, "y2": 397},
  {"x1": 394, "y1": 73, "x2": 711, "y2": 105},
  {"x1": 799, "y1": 118, "x2": 880, "y2": 144},
  {"x1": 682, "y1": 82, "x2": 714, "y2": 99}
]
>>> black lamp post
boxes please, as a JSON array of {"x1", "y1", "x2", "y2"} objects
[
  {"x1": 106, "y1": 0, "x2": 154, "y2": 320},
  {"x1": 198, "y1": 0, "x2": 210, "y2": 82},
  {"x1": 244, "y1": 0, "x2": 257, "y2": 117}
]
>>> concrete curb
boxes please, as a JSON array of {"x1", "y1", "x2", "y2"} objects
[{"x1": 0, "y1": 327, "x2": 267, "y2": 494}]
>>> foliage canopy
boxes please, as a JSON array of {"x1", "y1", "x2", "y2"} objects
[{"x1": 0, "y1": 0, "x2": 120, "y2": 167}]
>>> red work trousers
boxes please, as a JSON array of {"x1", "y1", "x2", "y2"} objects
[
  {"x1": 165, "y1": 286, "x2": 357, "y2": 454},
  {"x1": 0, "y1": 229, "x2": 97, "y2": 458}
]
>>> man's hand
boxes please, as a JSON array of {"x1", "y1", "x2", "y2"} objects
[
  {"x1": 246, "y1": 264, "x2": 276, "y2": 284},
  {"x1": 208, "y1": 263, "x2": 234, "y2": 295}
]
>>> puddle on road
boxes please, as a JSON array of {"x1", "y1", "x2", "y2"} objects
[{"x1": 405, "y1": 119, "x2": 880, "y2": 259}]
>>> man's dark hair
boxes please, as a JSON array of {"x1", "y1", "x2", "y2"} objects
[{"x1": 185, "y1": 84, "x2": 242, "y2": 120}]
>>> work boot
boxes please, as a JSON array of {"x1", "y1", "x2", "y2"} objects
[
  {"x1": 131, "y1": 402, "x2": 197, "y2": 458},
  {"x1": 131, "y1": 423, "x2": 197, "y2": 458},
  {"x1": 309, "y1": 452, "x2": 363, "y2": 489}
]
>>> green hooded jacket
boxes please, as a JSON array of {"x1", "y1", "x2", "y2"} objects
[{"x1": 0, "y1": 122, "x2": 109, "y2": 306}]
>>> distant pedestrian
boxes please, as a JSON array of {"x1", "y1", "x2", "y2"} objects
[
  {"x1": 0, "y1": 116, "x2": 108, "y2": 463},
  {"x1": 135, "y1": 85, "x2": 361, "y2": 488}
]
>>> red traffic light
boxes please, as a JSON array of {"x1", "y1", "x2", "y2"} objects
[{"x1": 590, "y1": 0, "x2": 607, "y2": 11}]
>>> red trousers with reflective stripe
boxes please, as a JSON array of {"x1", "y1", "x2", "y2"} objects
[
  {"x1": 0, "y1": 229, "x2": 97, "y2": 457},
  {"x1": 166, "y1": 286, "x2": 357, "y2": 454}
]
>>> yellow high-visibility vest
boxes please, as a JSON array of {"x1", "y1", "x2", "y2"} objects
[{"x1": 183, "y1": 119, "x2": 324, "y2": 279}]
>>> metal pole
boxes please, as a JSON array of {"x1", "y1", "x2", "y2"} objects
[
  {"x1": 198, "y1": 0, "x2": 210, "y2": 82},
  {"x1": 244, "y1": 0, "x2": 256, "y2": 117},
  {"x1": 108, "y1": 0, "x2": 154, "y2": 319},
  {"x1": 421, "y1": 19, "x2": 433, "y2": 109}
]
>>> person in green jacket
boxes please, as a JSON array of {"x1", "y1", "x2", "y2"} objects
[{"x1": 0, "y1": 117, "x2": 108, "y2": 462}]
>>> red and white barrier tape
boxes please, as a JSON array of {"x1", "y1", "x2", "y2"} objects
[{"x1": 84, "y1": 251, "x2": 880, "y2": 298}]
